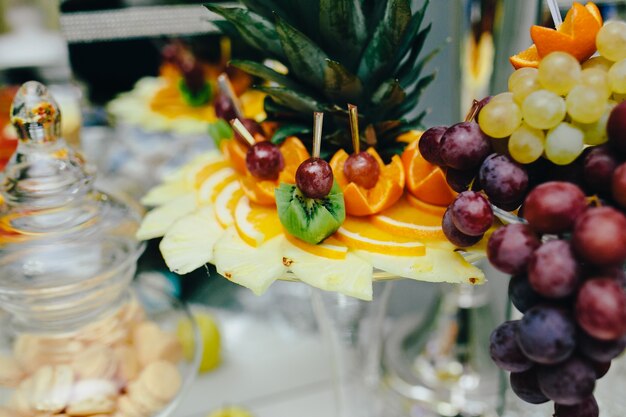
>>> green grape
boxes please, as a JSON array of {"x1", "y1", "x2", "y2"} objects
[
  {"x1": 575, "y1": 102, "x2": 616, "y2": 145},
  {"x1": 509, "y1": 124, "x2": 545, "y2": 164},
  {"x1": 581, "y1": 68, "x2": 611, "y2": 98},
  {"x1": 538, "y1": 52, "x2": 582, "y2": 96},
  {"x1": 608, "y1": 58, "x2": 626, "y2": 94},
  {"x1": 509, "y1": 68, "x2": 541, "y2": 104},
  {"x1": 566, "y1": 85, "x2": 608, "y2": 123},
  {"x1": 478, "y1": 99, "x2": 522, "y2": 138},
  {"x1": 596, "y1": 21, "x2": 626, "y2": 62},
  {"x1": 582, "y1": 56, "x2": 613, "y2": 71},
  {"x1": 492, "y1": 92, "x2": 515, "y2": 102},
  {"x1": 522, "y1": 89, "x2": 566, "y2": 130},
  {"x1": 545, "y1": 122, "x2": 584, "y2": 165}
]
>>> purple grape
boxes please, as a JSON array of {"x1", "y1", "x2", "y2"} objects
[
  {"x1": 489, "y1": 321, "x2": 533, "y2": 372},
  {"x1": 517, "y1": 306, "x2": 576, "y2": 364},
  {"x1": 583, "y1": 145, "x2": 619, "y2": 194},
  {"x1": 246, "y1": 142, "x2": 285, "y2": 180},
  {"x1": 572, "y1": 207, "x2": 626, "y2": 266},
  {"x1": 523, "y1": 181, "x2": 588, "y2": 234},
  {"x1": 510, "y1": 368, "x2": 549, "y2": 404},
  {"x1": 479, "y1": 153, "x2": 529, "y2": 204},
  {"x1": 528, "y1": 240, "x2": 580, "y2": 299},
  {"x1": 446, "y1": 168, "x2": 476, "y2": 192},
  {"x1": 418, "y1": 126, "x2": 448, "y2": 166},
  {"x1": 591, "y1": 360, "x2": 611, "y2": 379},
  {"x1": 487, "y1": 224, "x2": 540, "y2": 275},
  {"x1": 296, "y1": 158, "x2": 334, "y2": 199},
  {"x1": 537, "y1": 356, "x2": 596, "y2": 405},
  {"x1": 554, "y1": 396, "x2": 599, "y2": 417},
  {"x1": 214, "y1": 91, "x2": 238, "y2": 120},
  {"x1": 578, "y1": 332, "x2": 626, "y2": 362},
  {"x1": 450, "y1": 191, "x2": 493, "y2": 236},
  {"x1": 608, "y1": 101, "x2": 626, "y2": 156},
  {"x1": 442, "y1": 207, "x2": 483, "y2": 247},
  {"x1": 509, "y1": 274, "x2": 545, "y2": 313},
  {"x1": 576, "y1": 278, "x2": 626, "y2": 341},
  {"x1": 612, "y1": 162, "x2": 626, "y2": 209},
  {"x1": 439, "y1": 122, "x2": 492, "y2": 170}
]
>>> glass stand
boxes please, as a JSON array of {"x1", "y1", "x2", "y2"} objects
[{"x1": 311, "y1": 281, "x2": 397, "y2": 417}]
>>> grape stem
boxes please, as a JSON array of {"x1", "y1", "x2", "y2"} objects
[
  {"x1": 313, "y1": 112, "x2": 324, "y2": 158},
  {"x1": 465, "y1": 99, "x2": 481, "y2": 122},
  {"x1": 217, "y1": 73, "x2": 244, "y2": 120},
  {"x1": 348, "y1": 104, "x2": 360, "y2": 154},
  {"x1": 230, "y1": 118, "x2": 256, "y2": 147},
  {"x1": 587, "y1": 195, "x2": 603, "y2": 207}
]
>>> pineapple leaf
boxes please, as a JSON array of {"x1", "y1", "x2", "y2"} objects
[
  {"x1": 399, "y1": 45, "x2": 439, "y2": 89},
  {"x1": 230, "y1": 60, "x2": 302, "y2": 91},
  {"x1": 274, "y1": 13, "x2": 328, "y2": 89},
  {"x1": 391, "y1": 0, "x2": 428, "y2": 70},
  {"x1": 270, "y1": 124, "x2": 312, "y2": 145},
  {"x1": 238, "y1": 0, "x2": 286, "y2": 21},
  {"x1": 391, "y1": 72, "x2": 436, "y2": 119},
  {"x1": 372, "y1": 79, "x2": 406, "y2": 114},
  {"x1": 323, "y1": 59, "x2": 363, "y2": 102},
  {"x1": 357, "y1": 0, "x2": 412, "y2": 83},
  {"x1": 319, "y1": 0, "x2": 367, "y2": 69},
  {"x1": 212, "y1": 20, "x2": 239, "y2": 38},
  {"x1": 255, "y1": 86, "x2": 325, "y2": 113},
  {"x1": 204, "y1": 5, "x2": 284, "y2": 59}
]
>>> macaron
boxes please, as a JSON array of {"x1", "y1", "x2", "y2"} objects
[{"x1": 30, "y1": 365, "x2": 74, "y2": 414}]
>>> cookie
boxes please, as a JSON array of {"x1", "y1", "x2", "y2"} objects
[
  {"x1": 30, "y1": 365, "x2": 74, "y2": 414},
  {"x1": 0, "y1": 408, "x2": 21, "y2": 417},
  {"x1": 0, "y1": 355, "x2": 24, "y2": 388},
  {"x1": 72, "y1": 345, "x2": 118, "y2": 380},
  {"x1": 113, "y1": 346, "x2": 140, "y2": 387},
  {"x1": 137, "y1": 361, "x2": 181, "y2": 404},
  {"x1": 133, "y1": 323, "x2": 182, "y2": 367},
  {"x1": 117, "y1": 395, "x2": 147, "y2": 417}
]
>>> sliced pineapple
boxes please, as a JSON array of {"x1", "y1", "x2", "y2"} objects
[
  {"x1": 163, "y1": 150, "x2": 224, "y2": 184},
  {"x1": 213, "y1": 228, "x2": 287, "y2": 295},
  {"x1": 355, "y1": 248, "x2": 485, "y2": 285},
  {"x1": 282, "y1": 241, "x2": 373, "y2": 301},
  {"x1": 159, "y1": 207, "x2": 224, "y2": 274},
  {"x1": 141, "y1": 181, "x2": 190, "y2": 207},
  {"x1": 136, "y1": 194, "x2": 197, "y2": 240}
]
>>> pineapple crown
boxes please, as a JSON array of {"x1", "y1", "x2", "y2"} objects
[{"x1": 205, "y1": 0, "x2": 437, "y2": 160}]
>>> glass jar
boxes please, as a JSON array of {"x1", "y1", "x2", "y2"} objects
[{"x1": 0, "y1": 82, "x2": 200, "y2": 417}]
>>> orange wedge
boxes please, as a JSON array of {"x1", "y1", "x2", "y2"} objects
[
  {"x1": 401, "y1": 138, "x2": 456, "y2": 206},
  {"x1": 396, "y1": 130, "x2": 423, "y2": 144},
  {"x1": 221, "y1": 139, "x2": 248, "y2": 174},
  {"x1": 370, "y1": 195, "x2": 446, "y2": 240},
  {"x1": 234, "y1": 195, "x2": 283, "y2": 247},
  {"x1": 336, "y1": 216, "x2": 426, "y2": 256},
  {"x1": 214, "y1": 180, "x2": 244, "y2": 228},
  {"x1": 511, "y1": 2, "x2": 603, "y2": 68},
  {"x1": 330, "y1": 148, "x2": 405, "y2": 216},
  {"x1": 284, "y1": 233, "x2": 348, "y2": 260},
  {"x1": 240, "y1": 137, "x2": 310, "y2": 206},
  {"x1": 196, "y1": 167, "x2": 238, "y2": 206}
]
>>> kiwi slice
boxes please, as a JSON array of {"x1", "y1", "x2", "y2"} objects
[{"x1": 275, "y1": 182, "x2": 346, "y2": 244}]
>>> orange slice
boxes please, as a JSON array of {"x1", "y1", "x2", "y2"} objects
[
  {"x1": 240, "y1": 137, "x2": 310, "y2": 206},
  {"x1": 221, "y1": 139, "x2": 248, "y2": 174},
  {"x1": 401, "y1": 138, "x2": 456, "y2": 206},
  {"x1": 284, "y1": 233, "x2": 348, "y2": 260},
  {"x1": 330, "y1": 148, "x2": 405, "y2": 216},
  {"x1": 214, "y1": 180, "x2": 244, "y2": 228},
  {"x1": 149, "y1": 83, "x2": 217, "y2": 121},
  {"x1": 196, "y1": 167, "x2": 238, "y2": 205},
  {"x1": 370, "y1": 195, "x2": 446, "y2": 240},
  {"x1": 336, "y1": 216, "x2": 426, "y2": 256},
  {"x1": 194, "y1": 160, "x2": 232, "y2": 189},
  {"x1": 233, "y1": 195, "x2": 283, "y2": 247},
  {"x1": 510, "y1": 45, "x2": 540, "y2": 70}
]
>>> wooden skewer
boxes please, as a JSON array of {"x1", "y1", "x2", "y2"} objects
[
  {"x1": 313, "y1": 112, "x2": 324, "y2": 159},
  {"x1": 218, "y1": 73, "x2": 244, "y2": 120},
  {"x1": 546, "y1": 0, "x2": 563, "y2": 29},
  {"x1": 348, "y1": 104, "x2": 359, "y2": 154},
  {"x1": 229, "y1": 118, "x2": 256, "y2": 147}
]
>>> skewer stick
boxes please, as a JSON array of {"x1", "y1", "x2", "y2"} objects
[
  {"x1": 230, "y1": 118, "x2": 256, "y2": 147},
  {"x1": 217, "y1": 73, "x2": 244, "y2": 120},
  {"x1": 348, "y1": 104, "x2": 360, "y2": 154},
  {"x1": 313, "y1": 112, "x2": 324, "y2": 159},
  {"x1": 546, "y1": 0, "x2": 563, "y2": 29}
]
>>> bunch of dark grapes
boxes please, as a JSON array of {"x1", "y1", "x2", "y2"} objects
[{"x1": 487, "y1": 181, "x2": 626, "y2": 416}]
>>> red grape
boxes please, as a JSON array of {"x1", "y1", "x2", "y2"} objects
[
  {"x1": 450, "y1": 191, "x2": 493, "y2": 236},
  {"x1": 445, "y1": 168, "x2": 476, "y2": 192},
  {"x1": 418, "y1": 126, "x2": 447, "y2": 166},
  {"x1": 608, "y1": 101, "x2": 626, "y2": 156},
  {"x1": 246, "y1": 142, "x2": 285, "y2": 180},
  {"x1": 487, "y1": 224, "x2": 540, "y2": 275},
  {"x1": 517, "y1": 306, "x2": 576, "y2": 364},
  {"x1": 576, "y1": 278, "x2": 626, "y2": 340},
  {"x1": 554, "y1": 396, "x2": 599, "y2": 417},
  {"x1": 441, "y1": 207, "x2": 483, "y2": 247},
  {"x1": 439, "y1": 122, "x2": 492, "y2": 170},
  {"x1": 489, "y1": 321, "x2": 533, "y2": 372},
  {"x1": 612, "y1": 162, "x2": 626, "y2": 209},
  {"x1": 509, "y1": 274, "x2": 545, "y2": 313},
  {"x1": 479, "y1": 154, "x2": 529, "y2": 205},
  {"x1": 537, "y1": 357, "x2": 596, "y2": 405},
  {"x1": 343, "y1": 151, "x2": 380, "y2": 189},
  {"x1": 214, "y1": 91, "x2": 237, "y2": 120},
  {"x1": 510, "y1": 368, "x2": 549, "y2": 404},
  {"x1": 578, "y1": 332, "x2": 626, "y2": 362},
  {"x1": 572, "y1": 207, "x2": 626, "y2": 266},
  {"x1": 583, "y1": 146, "x2": 619, "y2": 194},
  {"x1": 296, "y1": 157, "x2": 334, "y2": 199},
  {"x1": 522, "y1": 181, "x2": 588, "y2": 234},
  {"x1": 528, "y1": 240, "x2": 580, "y2": 298}
]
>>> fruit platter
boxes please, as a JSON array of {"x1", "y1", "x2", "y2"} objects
[{"x1": 135, "y1": 0, "x2": 626, "y2": 416}]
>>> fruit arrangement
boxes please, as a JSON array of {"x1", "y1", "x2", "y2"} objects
[{"x1": 414, "y1": 2, "x2": 626, "y2": 415}]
